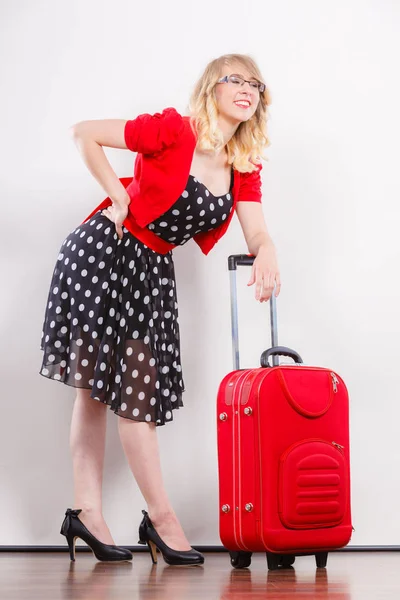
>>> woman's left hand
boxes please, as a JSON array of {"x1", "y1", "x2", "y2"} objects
[
  {"x1": 101, "y1": 202, "x2": 129, "y2": 240},
  {"x1": 247, "y1": 244, "x2": 281, "y2": 302}
]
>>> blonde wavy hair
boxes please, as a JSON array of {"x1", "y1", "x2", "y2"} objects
[{"x1": 187, "y1": 54, "x2": 271, "y2": 173}]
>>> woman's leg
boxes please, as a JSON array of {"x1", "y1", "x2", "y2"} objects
[
  {"x1": 118, "y1": 418, "x2": 192, "y2": 551},
  {"x1": 69, "y1": 388, "x2": 115, "y2": 545}
]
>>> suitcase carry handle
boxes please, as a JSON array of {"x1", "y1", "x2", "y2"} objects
[
  {"x1": 228, "y1": 254, "x2": 301, "y2": 369},
  {"x1": 260, "y1": 346, "x2": 303, "y2": 368}
]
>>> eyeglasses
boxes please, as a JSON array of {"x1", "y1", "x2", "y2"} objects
[{"x1": 217, "y1": 74, "x2": 266, "y2": 93}]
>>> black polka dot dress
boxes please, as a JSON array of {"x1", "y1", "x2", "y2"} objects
[{"x1": 39, "y1": 168, "x2": 234, "y2": 426}]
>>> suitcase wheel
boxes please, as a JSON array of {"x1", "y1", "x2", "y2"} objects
[
  {"x1": 279, "y1": 554, "x2": 296, "y2": 568},
  {"x1": 266, "y1": 552, "x2": 296, "y2": 570},
  {"x1": 315, "y1": 552, "x2": 328, "y2": 568},
  {"x1": 266, "y1": 552, "x2": 280, "y2": 570},
  {"x1": 229, "y1": 551, "x2": 252, "y2": 569}
]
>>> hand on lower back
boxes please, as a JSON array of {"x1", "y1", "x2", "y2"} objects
[{"x1": 101, "y1": 204, "x2": 129, "y2": 240}]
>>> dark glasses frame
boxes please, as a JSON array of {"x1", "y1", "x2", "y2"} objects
[{"x1": 217, "y1": 74, "x2": 266, "y2": 93}]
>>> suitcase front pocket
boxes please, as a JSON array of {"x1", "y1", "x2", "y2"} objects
[
  {"x1": 279, "y1": 439, "x2": 347, "y2": 530},
  {"x1": 277, "y1": 368, "x2": 336, "y2": 418}
]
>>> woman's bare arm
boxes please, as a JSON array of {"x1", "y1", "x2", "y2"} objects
[
  {"x1": 235, "y1": 201, "x2": 274, "y2": 255},
  {"x1": 236, "y1": 201, "x2": 281, "y2": 299},
  {"x1": 70, "y1": 119, "x2": 131, "y2": 206}
]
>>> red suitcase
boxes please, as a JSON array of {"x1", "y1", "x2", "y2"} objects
[{"x1": 217, "y1": 254, "x2": 352, "y2": 570}]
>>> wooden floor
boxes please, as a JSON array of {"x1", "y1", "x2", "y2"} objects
[{"x1": 0, "y1": 551, "x2": 399, "y2": 599}]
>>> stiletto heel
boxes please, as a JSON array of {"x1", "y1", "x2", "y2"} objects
[
  {"x1": 66, "y1": 534, "x2": 77, "y2": 561},
  {"x1": 60, "y1": 508, "x2": 133, "y2": 562},
  {"x1": 148, "y1": 540, "x2": 158, "y2": 564},
  {"x1": 138, "y1": 510, "x2": 204, "y2": 566},
  {"x1": 138, "y1": 524, "x2": 158, "y2": 563}
]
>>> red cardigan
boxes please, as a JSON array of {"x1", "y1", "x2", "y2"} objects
[{"x1": 82, "y1": 107, "x2": 263, "y2": 255}]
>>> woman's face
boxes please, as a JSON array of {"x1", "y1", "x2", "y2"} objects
[{"x1": 214, "y1": 63, "x2": 261, "y2": 125}]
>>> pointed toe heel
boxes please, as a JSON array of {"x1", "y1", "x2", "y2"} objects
[
  {"x1": 138, "y1": 509, "x2": 204, "y2": 566},
  {"x1": 60, "y1": 508, "x2": 133, "y2": 562}
]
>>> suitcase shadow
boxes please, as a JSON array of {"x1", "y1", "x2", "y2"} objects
[{"x1": 219, "y1": 566, "x2": 351, "y2": 599}]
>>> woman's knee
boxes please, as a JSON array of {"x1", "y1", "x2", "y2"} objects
[{"x1": 75, "y1": 388, "x2": 107, "y2": 411}]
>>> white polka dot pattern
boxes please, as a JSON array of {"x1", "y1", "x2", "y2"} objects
[
  {"x1": 39, "y1": 210, "x2": 185, "y2": 426},
  {"x1": 147, "y1": 168, "x2": 234, "y2": 245}
]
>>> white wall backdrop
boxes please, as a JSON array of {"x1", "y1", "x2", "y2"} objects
[{"x1": 1, "y1": 0, "x2": 399, "y2": 546}]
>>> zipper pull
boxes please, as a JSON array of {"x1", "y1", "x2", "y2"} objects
[
  {"x1": 330, "y1": 372, "x2": 340, "y2": 393},
  {"x1": 332, "y1": 441, "x2": 344, "y2": 453}
]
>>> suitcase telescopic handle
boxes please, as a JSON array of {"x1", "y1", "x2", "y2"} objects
[
  {"x1": 228, "y1": 254, "x2": 279, "y2": 368},
  {"x1": 228, "y1": 254, "x2": 302, "y2": 369}
]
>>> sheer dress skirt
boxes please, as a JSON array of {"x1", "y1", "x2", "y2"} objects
[{"x1": 39, "y1": 209, "x2": 185, "y2": 426}]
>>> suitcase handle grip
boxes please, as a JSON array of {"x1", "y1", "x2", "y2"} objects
[
  {"x1": 260, "y1": 346, "x2": 303, "y2": 368},
  {"x1": 228, "y1": 254, "x2": 255, "y2": 270}
]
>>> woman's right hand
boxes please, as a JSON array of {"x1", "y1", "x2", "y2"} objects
[{"x1": 101, "y1": 202, "x2": 129, "y2": 240}]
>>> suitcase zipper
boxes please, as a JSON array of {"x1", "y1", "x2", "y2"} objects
[
  {"x1": 332, "y1": 441, "x2": 345, "y2": 453},
  {"x1": 281, "y1": 438, "x2": 345, "y2": 460},
  {"x1": 330, "y1": 372, "x2": 340, "y2": 393}
]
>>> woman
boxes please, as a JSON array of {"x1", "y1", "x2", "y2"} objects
[{"x1": 40, "y1": 53, "x2": 281, "y2": 566}]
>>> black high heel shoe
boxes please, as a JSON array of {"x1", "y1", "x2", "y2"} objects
[
  {"x1": 138, "y1": 510, "x2": 204, "y2": 566},
  {"x1": 60, "y1": 508, "x2": 133, "y2": 562}
]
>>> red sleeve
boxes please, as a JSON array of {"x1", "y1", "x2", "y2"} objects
[
  {"x1": 123, "y1": 107, "x2": 184, "y2": 155},
  {"x1": 237, "y1": 162, "x2": 263, "y2": 203}
]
